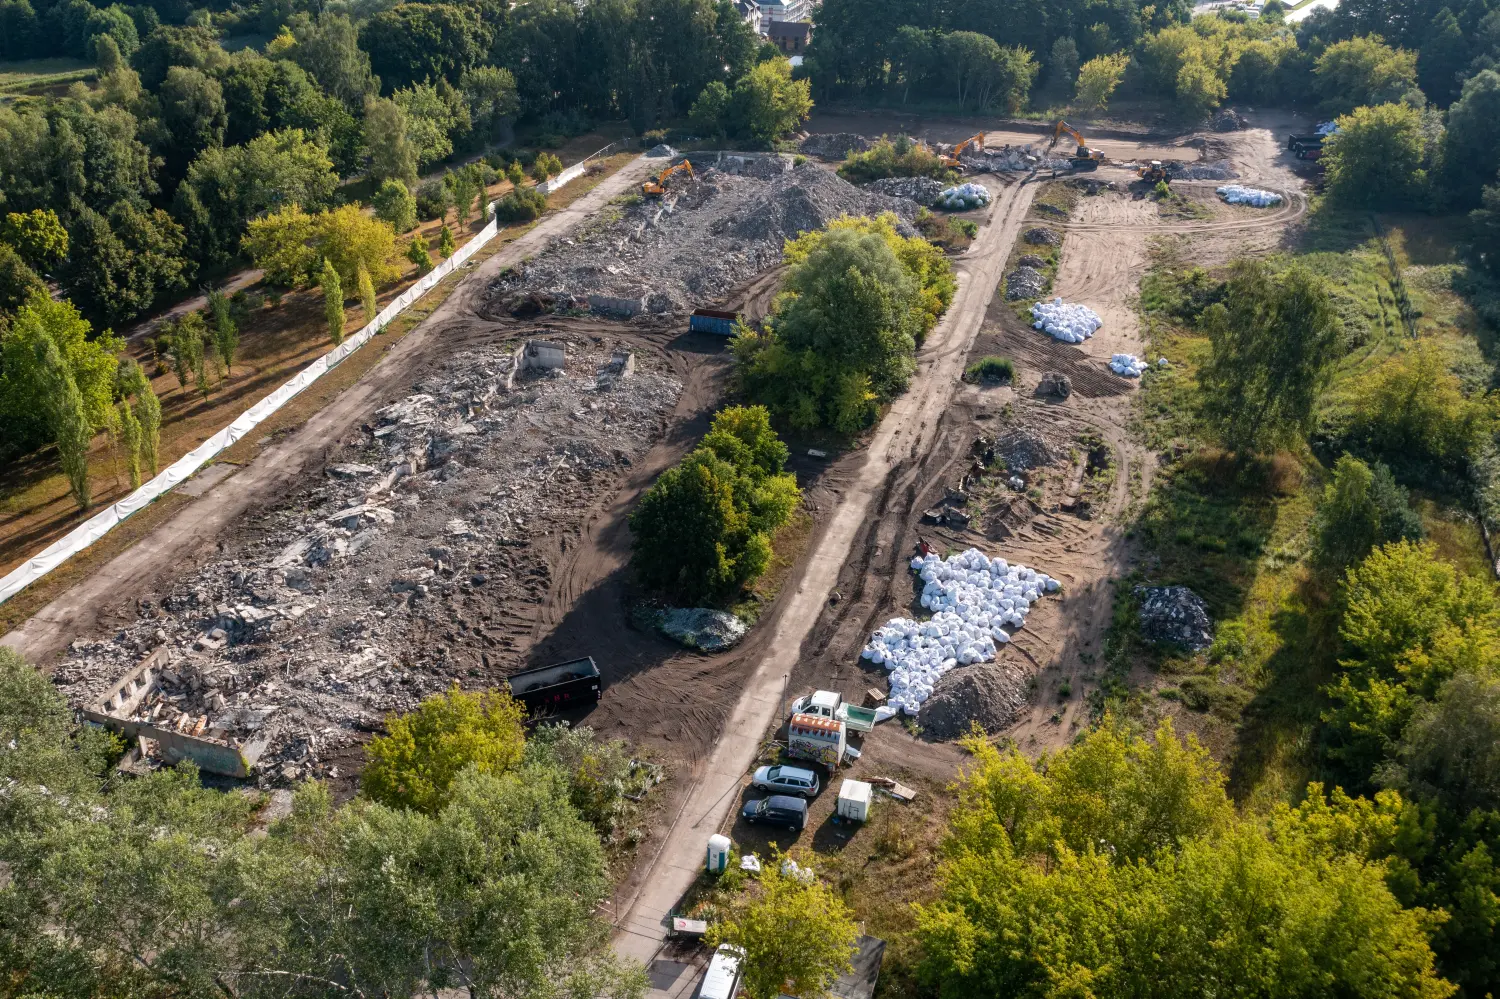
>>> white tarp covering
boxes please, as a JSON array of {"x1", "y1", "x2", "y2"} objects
[
  {"x1": 1216, "y1": 184, "x2": 1282, "y2": 207},
  {"x1": 1031, "y1": 298, "x2": 1103, "y2": 343},
  {"x1": 0, "y1": 214, "x2": 503, "y2": 605},
  {"x1": 862, "y1": 548, "x2": 1059, "y2": 717}
]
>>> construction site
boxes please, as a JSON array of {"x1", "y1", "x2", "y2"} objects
[{"x1": 4, "y1": 108, "x2": 1324, "y2": 986}]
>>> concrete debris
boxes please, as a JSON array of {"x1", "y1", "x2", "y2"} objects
[
  {"x1": 654, "y1": 607, "x2": 748, "y2": 652},
  {"x1": 646, "y1": 143, "x2": 676, "y2": 158},
  {"x1": 990, "y1": 429, "x2": 1055, "y2": 471},
  {"x1": 958, "y1": 143, "x2": 1072, "y2": 172},
  {"x1": 865, "y1": 176, "x2": 946, "y2": 205},
  {"x1": 1171, "y1": 159, "x2": 1239, "y2": 180},
  {"x1": 918, "y1": 659, "x2": 1030, "y2": 740},
  {"x1": 52, "y1": 339, "x2": 683, "y2": 786},
  {"x1": 798, "y1": 133, "x2": 871, "y2": 159},
  {"x1": 1136, "y1": 585, "x2": 1213, "y2": 651},
  {"x1": 1038, "y1": 371, "x2": 1072, "y2": 398},
  {"x1": 1006, "y1": 266, "x2": 1047, "y2": 301},
  {"x1": 1023, "y1": 227, "x2": 1062, "y2": 247},
  {"x1": 1017, "y1": 254, "x2": 1047, "y2": 268},
  {"x1": 489, "y1": 163, "x2": 917, "y2": 317},
  {"x1": 1211, "y1": 108, "x2": 1248, "y2": 132}
]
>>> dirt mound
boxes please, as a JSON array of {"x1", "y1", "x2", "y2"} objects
[
  {"x1": 919, "y1": 659, "x2": 1030, "y2": 740},
  {"x1": 489, "y1": 164, "x2": 916, "y2": 316},
  {"x1": 1211, "y1": 108, "x2": 1248, "y2": 132},
  {"x1": 1171, "y1": 159, "x2": 1239, "y2": 180},
  {"x1": 799, "y1": 133, "x2": 871, "y2": 159}
]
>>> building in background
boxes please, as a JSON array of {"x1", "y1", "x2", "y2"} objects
[
  {"x1": 767, "y1": 18, "x2": 812, "y2": 54},
  {"x1": 756, "y1": 0, "x2": 811, "y2": 25},
  {"x1": 735, "y1": 0, "x2": 763, "y2": 35}
]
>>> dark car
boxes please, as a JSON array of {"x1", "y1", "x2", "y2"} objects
[{"x1": 741, "y1": 795, "x2": 808, "y2": 832}]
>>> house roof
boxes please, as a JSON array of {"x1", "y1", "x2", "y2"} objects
[{"x1": 767, "y1": 18, "x2": 811, "y2": 37}]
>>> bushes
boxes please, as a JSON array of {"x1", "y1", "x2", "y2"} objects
[
  {"x1": 630, "y1": 405, "x2": 799, "y2": 602},
  {"x1": 371, "y1": 178, "x2": 417, "y2": 233},
  {"x1": 837, "y1": 135, "x2": 954, "y2": 184},
  {"x1": 1342, "y1": 343, "x2": 1484, "y2": 478},
  {"x1": 414, "y1": 178, "x2": 450, "y2": 222},
  {"x1": 1323, "y1": 103, "x2": 1431, "y2": 210},
  {"x1": 964, "y1": 356, "x2": 1014, "y2": 383},
  {"x1": 493, "y1": 187, "x2": 547, "y2": 223},
  {"x1": 1312, "y1": 454, "x2": 1423, "y2": 572}
]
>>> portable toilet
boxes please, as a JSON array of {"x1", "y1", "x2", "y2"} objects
[
  {"x1": 706, "y1": 833, "x2": 732, "y2": 874},
  {"x1": 837, "y1": 779, "x2": 873, "y2": 823}
]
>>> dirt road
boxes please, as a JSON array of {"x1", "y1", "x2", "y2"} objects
[
  {"x1": 611, "y1": 176, "x2": 1038, "y2": 988},
  {"x1": 1, "y1": 156, "x2": 661, "y2": 663}
]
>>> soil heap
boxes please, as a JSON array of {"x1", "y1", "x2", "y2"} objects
[{"x1": 919, "y1": 659, "x2": 1031, "y2": 740}]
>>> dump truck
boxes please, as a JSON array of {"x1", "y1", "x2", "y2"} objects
[
  {"x1": 689, "y1": 308, "x2": 740, "y2": 336},
  {"x1": 790, "y1": 689, "x2": 877, "y2": 733},
  {"x1": 506, "y1": 657, "x2": 602, "y2": 712}
]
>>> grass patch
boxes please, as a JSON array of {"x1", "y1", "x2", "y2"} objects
[
  {"x1": 963, "y1": 355, "x2": 1015, "y2": 385},
  {"x1": 914, "y1": 208, "x2": 976, "y2": 253},
  {"x1": 0, "y1": 58, "x2": 94, "y2": 94}
]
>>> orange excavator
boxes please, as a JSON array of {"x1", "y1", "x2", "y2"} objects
[
  {"x1": 1047, "y1": 120, "x2": 1106, "y2": 171},
  {"x1": 940, "y1": 133, "x2": 987, "y2": 169},
  {"x1": 643, "y1": 160, "x2": 694, "y2": 197}
]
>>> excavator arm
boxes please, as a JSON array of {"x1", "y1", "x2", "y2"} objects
[
  {"x1": 642, "y1": 160, "x2": 694, "y2": 197},
  {"x1": 1048, "y1": 119, "x2": 1105, "y2": 170},
  {"x1": 940, "y1": 133, "x2": 987, "y2": 168}
]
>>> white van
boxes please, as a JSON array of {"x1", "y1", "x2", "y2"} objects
[{"x1": 698, "y1": 943, "x2": 744, "y2": 999}]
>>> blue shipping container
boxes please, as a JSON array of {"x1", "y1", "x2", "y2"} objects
[{"x1": 690, "y1": 309, "x2": 739, "y2": 336}]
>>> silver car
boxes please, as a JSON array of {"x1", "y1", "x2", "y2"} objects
[{"x1": 750, "y1": 764, "x2": 820, "y2": 798}]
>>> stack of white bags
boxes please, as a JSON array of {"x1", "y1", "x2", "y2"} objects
[
  {"x1": 1031, "y1": 298, "x2": 1103, "y2": 343},
  {"x1": 863, "y1": 548, "x2": 1060, "y2": 718},
  {"x1": 1216, "y1": 185, "x2": 1282, "y2": 207},
  {"x1": 935, "y1": 183, "x2": 991, "y2": 210},
  {"x1": 1110, "y1": 353, "x2": 1147, "y2": 376}
]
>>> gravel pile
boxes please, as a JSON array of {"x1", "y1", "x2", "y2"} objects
[
  {"x1": 1137, "y1": 585, "x2": 1213, "y2": 650},
  {"x1": 1211, "y1": 108, "x2": 1248, "y2": 132},
  {"x1": 919, "y1": 659, "x2": 1030, "y2": 740},
  {"x1": 490, "y1": 164, "x2": 916, "y2": 316},
  {"x1": 991, "y1": 428, "x2": 1055, "y2": 470},
  {"x1": 1038, "y1": 371, "x2": 1072, "y2": 398},
  {"x1": 866, "y1": 176, "x2": 946, "y2": 204},
  {"x1": 1006, "y1": 266, "x2": 1047, "y2": 300},
  {"x1": 1024, "y1": 227, "x2": 1062, "y2": 247},
  {"x1": 53, "y1": 341, "x2": 682, "y2": 785},
  {"x1": 1018, "y1": 254, "x2": 1047, "y2": 268},
  {"x1": 799, "y1": 133, "x2": 871, "y2": 158},
  {"x1": 961, "y1": 144, "x2": 1072, "y2": 172}
]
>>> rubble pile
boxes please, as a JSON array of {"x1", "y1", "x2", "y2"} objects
[
  {"x1": 1211, "y1": 108, "x2": 1248, "y2": 131},
  {"x1": 866, "y1": 176, "x2": 946, "y2": 204},
  {"x1": 1024, "y1": 227, "x2": 1062, "y2": 247},
  {"x1": 919, "y1": 659, "x2": 1031, "y2": 740},
  {"x1": 798, "y1": 133, "x2": 871, "y2": 158},
  {"x1": 1038, "y1": 371, "x2": 1072, "y2": 398},
  {"x1": 1006, "y1": 266, "x2": 1047, "y2": 300},
  {"x1": 655, "y1": 607, "x2": 747, "y2": 652},
  {"x1": 990, "y1": 428, "x2": 1055, "y2": 470},
  {"x1": 53, "y1": 341, "x2": 683, "y2": 784},
  {"x1": 1136, "y1": 585, "x2": 1214, "y2": 650},
  {"x1": 489, "y1": 164, "x2": 916, "y2": 317},
  {"x1": 863, "y1": 548, "x2": 1060, "y2": 717},
  {"x1": 1172, "y1": 159, "x2": 1240, "y2": 180},
  {"x1": 959, "y1": 143, "x2": 1073, "y2": 172}
]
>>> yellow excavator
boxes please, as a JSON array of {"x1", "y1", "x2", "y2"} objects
[
  {"x1": 940, "y1": 133, "x2": 987, "y2": 169},
  {"x1": 643, "y1": 160, "x2": 694, "y2": 197},
  {"x1": 1047, "y1": 120, "x2": 1106, "y2": 171}
]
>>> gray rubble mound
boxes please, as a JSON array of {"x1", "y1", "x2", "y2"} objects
[
  {"x1": 799, "y1": 132, "x2": 871, "y2": 158},
  {"x1": 1006, "y1": 266, "x2": 1047, "y2": 300},
  {"x1": 1024, "y1": 227, "x2": 1062, "y2": 247},
  {"x1": 1018, "y1": 254, "x2": 1047, "y2": 268},
  {"x1": 646, "y1": 143, "x2": 676, "y2": 157},
  {"x1": 489, "y1": 163, "x2": 916, "y2": 317},
  {"x1": 1136, "y1": 585, "x2": 1214, "y2": 650},
  {"x1": 1211, "y1": 108, "x2": 1248, "y2": 132},
  {"x1": 919, "y1": 659, "x2": 1030, "y2": 740},
  {"x1": 1038, "y1": 371, "x2": 1072, "y2": 398},
  {"x1": 655, "y1": 607, "x2": 747, "y2": 652},
  {"x1": 992, "y1": 428, "x2": 1055, "y2": 470},
  {"x1": 866, "y1": 176, "x2": 946, "y2": 205},
  {"x1": 1171, "y1": 159, "x2": 1239, "y2": 180}
]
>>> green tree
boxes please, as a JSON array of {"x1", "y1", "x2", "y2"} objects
[
  {"x1": 0, "y1": 647, "x2": 115, "y2": 792},
  {"x1": 372, "y1": 178, "x2": 418, "y2": 233},
  {"x1": 1325, "y1": 103, "x2": 1430, "y2": 209},
  {"x1": 461, "y1": 65, "x2": 520, "y2": 144},
  {"x1": 0, "y1": 243, "x2": 45, "y2": 315},
  {"x1": 361, "y1": 686, "x2": 527, "y2": 814},
  {"x1": 1439, "y1": 70, "x2": 1500, "y2": 210},
  {"x1": 357, "y1": 260, "x2": 377, "y2": 324},
  {"x1": 131, "y1": 23, "x2": 227, "y2": 91},
  {"x1": 1419, "y1": 8, "x2": 1469, "y2": 107},
  {"x1": 0, "y1": 294, "x2": 124, "y2": 461},
  {"x1": 158, "y1": 66, "x2": 228, "y2": 182},
  {"x1": 505, "y1": 159, "x2": 527, "y2": 188},
  {"x1": 1472, "y1": 173, "x2": 1500, "y2": 277},
  {"x1": 915, "y1": 721, "x2": 1455, "y2": 999},
  {"x1": 322, "y1": 256, "x2": 344, "y2": 345},
  {"x1": 1386, "y1": 670, "x2": 1500, "y2": 813},
  {"x1": 1313, "y1": 454, "x2": 1424, "y2": 572},
  {"x1": 363, "y1": 95, "x2": 419, "y2": 187},
  {"x1": 1075, "y1": 53, "x2": 1129, "y2": 112},
  {"x1": 285, "y1": 12, "x2": 378, "y2": 106},
  {"x1": 707, "y1": 855, "x2": 858, "y2": 999},
  {"x1": 731, "y1": 58, "x2": 814, "y2": 142},
  {"x1": 1348, "y1": 342, "x2": 1480, "y2": 474},
  {"x1": 1, "y1": 208, "x2": 69, "y2": 272},
  {"x1": 241, "y1": 203, "x2": 319, "y2": 287},
  {"x1": 359, "y1": 2, "x2": 487, "y2": 93},
  {"x1": 448, "y1": 169, "x2": 479, "y2": 225},
  {"x1": 207, "y1": 288, "x2": 237, "y2": 372},
  {"x1": 1315, "y1": 35, "x2": 1421, "y2": 114},
  {"x1": 1176, "y1": 58, "x2": 1228, "y2": 118},
  {"x1": 117, "y1": 357, "x2": 160, "y2": 479},
  {"x1": 690, "y1": 79, "x2": 732, "y2": 136},
  {"x1": 36, "y1": 335, "x2": 94, "y2": 509},
  {"x1": 1197, "y1": 259, "x2": 1343, "y2": 455},
  {"x1": 437, "y1": 223, "x2": 456, "y2": 258},
  {"x1": 939, "y1": 32, "x2": 1038, "y2": 112},
  {"x1": 406, "y1": 234, "x2": 433, "y2": 274},
  {"x1": 1049, "y1": 35, "x2": 1080, "y2": 95},
  {"x1": 117, "y1": 392, "x2": 143, "y2": 488},
  {"x1": 1324, "y1": 539, "x2": 1500, "y2": 782},
  {"x1": 63, "y1": 204, "x2": 191, "y2": 326},
  {"x1": 395, "y1": 81, "x2": 471, "y2": 168}
]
